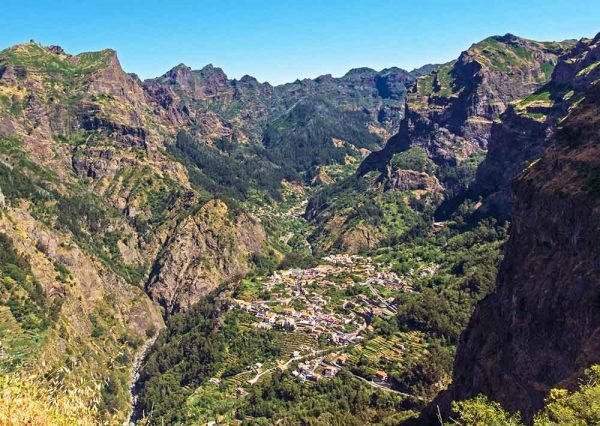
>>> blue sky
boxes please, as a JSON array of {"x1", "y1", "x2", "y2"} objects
[{"x1": 1, "y1": 0, "x2": 598, "y2": 84}]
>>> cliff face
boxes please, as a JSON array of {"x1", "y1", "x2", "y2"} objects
[
  {"x1": 146, "y1": 199, "x2": 266, "y2": 315},
  {"x1": 360, "y1": 35, "x2": 572, "y2": 179},
  {"x1": 0, "y1": 43, "x2": 265, "y2": 311},
  {"x1": 0, "y1": 42, "x2": 267, "y2": 421},
  {"x1": 471, "y1": 34, "x2": 600, "y2": 220},
  {"x1": 149, "y1": 63, "x2": 415, "y2": 174},
  {"x1": 427, "y1": 56, "x2": 600, "y2": 424}
]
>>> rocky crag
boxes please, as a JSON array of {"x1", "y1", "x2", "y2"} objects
[
  {"x1": 359, "y1": 34, "x2": 572, "y2": 179},
  {"x1": 469, "y1": 33, "x2": 600, "y2": 220},
  {"x1": 0, "y1": 42, "x2": 266, "y2": 422},
  {"x1": 0, "y1": 40, "x2": 420, "y2": 422},
  {"x1": 306, "y1": 35, "x2": 574, "y2": 253}
]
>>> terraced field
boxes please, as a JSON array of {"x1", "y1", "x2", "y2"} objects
[
  {"x1": 350, "y1": 331, "x2": 428, "y2": 367},
  {"x1": 274, "y1": 332, "x2": 318, "y2": 356},
  {"x1": 222, "y1": 371, "x2": 254, "y2": 387}
]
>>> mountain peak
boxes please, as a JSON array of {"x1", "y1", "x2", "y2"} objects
[
  {"x1": 343, "y1": 67, "x2": 377, "y2": 77},
  {"x1": 197, "y1": 63, "x2": 227, "y2": 77}
]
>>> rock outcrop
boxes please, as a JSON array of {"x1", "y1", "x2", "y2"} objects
[
  {"x1": 361, "y1": 35, "x2": 573, "y2": 179},
  {"x1": 307, "y1": 35, "x2": 574, "y2": 253},
  {"x1": 149, "y1": 63, "x2": 415, "y2": 155},
  {"x1": 470, "y1": 33, "x2": 600, "y2": 220},
  {"x1": 390, "y1": 35, "x2": 565, "y2": 167},
  {"x1": 146, "y1": 199, "x2": 266, "y2": 315},
  {"x1": 0, "y1": 42, "x2": 269, "y2": 422}
]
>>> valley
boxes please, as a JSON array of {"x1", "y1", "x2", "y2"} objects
[{"x1": 0, "y1": 25, "x2": 599, "y2": 426}]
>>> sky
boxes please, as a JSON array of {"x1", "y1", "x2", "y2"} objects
[{"x1": 1, "y1": 0, "x2": 599, "y2": 85}]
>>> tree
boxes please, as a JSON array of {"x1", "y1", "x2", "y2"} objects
[{"x1": 452, "y1": 395, "x2": 523, "y2": 426}]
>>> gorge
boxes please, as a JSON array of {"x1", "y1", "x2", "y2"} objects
[{"x1": 0, "y1": 29, "x2": 599, "y2": 426}]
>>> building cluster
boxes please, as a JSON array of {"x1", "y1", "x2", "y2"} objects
[
  {"x1": 291, "y1": 352, "x2": 351, "y2": 383},
  {"x1": 232, "y1": 255, "x2": 414, "y2": 346}
]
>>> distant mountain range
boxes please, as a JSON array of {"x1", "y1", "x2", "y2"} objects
[{"x1": 1, "y1": 31, "x2": 599, "y2": 425}]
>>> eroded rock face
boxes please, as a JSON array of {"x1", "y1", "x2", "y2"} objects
[
  {"x1": 146, "y1": 199, "x2": 266, "y2": 315},
  {"x1": 425, "y1": 55, "x2": 600, "y2": 425},
  {"x1": 0, "y1": 42, "x2": 272, "y2": 421},
  {"x1": 471, "y1": 33, "x2": 600, "y2": 220},
  {"x1": 148, "y1": 62, "x2": 415, "y2": 148},
  {"x1": 385, "y1": 169, "x2": 443, "y2": 192},
  {"x1": 360, "y1": 35, "x2": 573, "y2": 179},
  {"x1": 307, "y1": 35, "x2": 574, "y2": 254}
]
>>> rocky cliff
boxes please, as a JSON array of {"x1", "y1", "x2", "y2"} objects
[
  {"x1": 148, "y1": 63, "x2": 416, "y2": 180},
  {"x1": 360, "y1": 35, "x2": 573, "y2": 179},
  {"x1": 425, "y1": 40, "x2": 600, "y2": 424},
  {"x1": 470, "y1": 33, "x2": 600, "y2": 220},
  {"x1": 307, "y1": 35, "x2": 574, "y2": 253},
  {"x1": 0, "y1": 42, "x2": 267, "y2": 422},
  {"x1": 146, "y1": 199, "x2": 266, "y2": 315}
]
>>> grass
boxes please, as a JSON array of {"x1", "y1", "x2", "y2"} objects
[
  {"x1": 577, "y1": 60, "x2": 600, "y2": 77},
  {"x1": 0, "y1": 307, "x2": 47, "y2": 371},
  {"x1": 1, "y1": 42, "x2": 113, "y2": 76},
  {"x1": 0, "y1": 371, "x2": 100, "y2": 425},
  {"x1": 431, "y1": 63, "x2": 457, "y2": 98},
  {"x1": 515, "y1": 83, "x2": 575, "y2": 121}
]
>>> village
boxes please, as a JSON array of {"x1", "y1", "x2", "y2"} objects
[{"x1": 229, "y1": 254, "x2": 413, "y2": 383}]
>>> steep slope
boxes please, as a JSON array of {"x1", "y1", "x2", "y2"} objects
[
  {"x1": 468, "y1": 33, "x2": 600, "y2": 220},
  {"x1": 146, "y1": 199, "x2": 266, "y2": 315},
  {"x1": 146, "y1": 64, "x2": 416, "y2": 182},
  {"x1": 425, "y1": 46, "x2": 600, "y2": 424},
  {"x1": 360, "y1": 34, "x2": 572, "y2": 177},
  {"x1": 307, "y1": 35, "x2": 573, "y2": 253},
  {"x1": 0, "y1": 42, "x2": 268, "y2": 422}
]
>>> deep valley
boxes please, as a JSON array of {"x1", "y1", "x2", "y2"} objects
[{"x1": 0, "y1": 28, "x2": 599, "y2": 426}]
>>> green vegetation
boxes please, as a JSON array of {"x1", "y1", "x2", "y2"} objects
[
  {"x1": 0, "y1": 371, "x2": 99, "y2": 425},
  {"x1": 0, "y1": 42, "x2": 112, "y2": 76},
  {"x1": 137, "y1": 293, "x2": 290, "y2": 424},
  {"x1": 473, "y1": 37, "x2": 537, "y2": 73},
  {"x1": 182, "y1": 369, "x2": 415, "y2": 425},
  {"x1": 431, "y1": 63, "x2": 457, "y2": 98},
  {"x1": 534, "y1": 365, "x2": 600, "y2": 425},
  {"x1": 576, "y1": 60, "x2": 600, "y2": 77},
  {"x1": 235, "y1": 370, "x2": 413, "y2": 425},
  {"x1": 263, "y1": 97, "x2": 382, "y2": 181},
  {"x1": 452, "y1": 365, "x2": 600, "y2": 425},
  {"x1": 0, "y1": 234, "x2": 55, "y2": 369},
  {"x1": 168, "y1": 130, "x2": 284, "y2": 201},
  {"x1": 391, "y1": 147, "x2": 437, "y2": 174},
  {"x1": 0, "y1": 136, "x2": 150, "y2": 285},
  {"x1": 541, "y1": 62, "x2": 555, "y2": 81},
  {"x1": 390, "y1": 218, "x2": 507, "y2": 341},
  {"x1": 453, "y1": 395, "x2": 523, "y2": 425},
  {"x1": 438, "y1": 152, "x2": 487, "y2": 195},
  {"x1": 307, "y1": 171, "x2": 435, "y2": 253}
]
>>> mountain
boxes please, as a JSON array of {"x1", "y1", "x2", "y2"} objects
[
  {"x1": 0, "y1": 41, "x2": 272, "y2": 422},
  {"x1": 306, "y1": 34, "x2": 574, "y2": 253},
  {"x1": 0, "y1": 32, "x2": 596, "y2": 425},
  {"x1": 467, "y1": 33, "x2": 600, "y2": 220},
  {"x1": 424, "y1": 33, "x2": 600, "y2": 424},
  {"x1": 145, "y1": 63, "x2": 416, "y2": 182},
  {"x1": 360, "y1": 34, "x2": 573, "y2": 176},
  {"x1": 0, "y1": 40, "x2": 419, "y2": 422}
]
